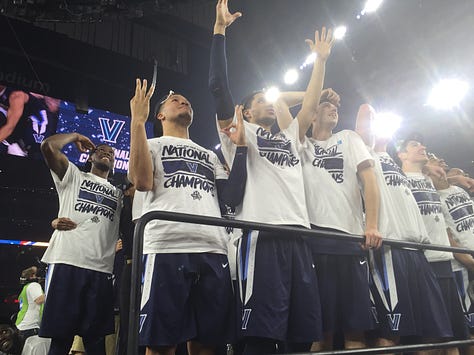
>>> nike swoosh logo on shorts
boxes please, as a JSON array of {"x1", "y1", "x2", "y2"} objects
[
  {"x1": 360, "y1": 260, "x2": 367, "y2": 265},
  {"x1": 222, "y1": 263, "x2": 229, "y2": 268}
]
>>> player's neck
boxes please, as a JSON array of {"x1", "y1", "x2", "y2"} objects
[
  {"x1": 313, "y1": 127, "x2": 332, "y2": 141},
  {"x1": 402, "y1": 161, "x2": 423, "y2": 174},
  {"x1": 374, "y1": 141, "x2": 387, "y2": 153},
  {"x1": 90, "y1": 166, "x2": 110, "y2": 179},
  {"x1": 163, "y1": 124, "x2": 189, "y2": 139}
]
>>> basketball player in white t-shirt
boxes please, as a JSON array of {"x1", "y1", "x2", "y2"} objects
[
  {"x1": 428, "y1": 155, "x2": 474, "y2": 334},
  {"x1": 209, "y1": 1, "x2": 335, "y2": 353},
  {"x1": 398, "y1": 135, "x2": 470, "y2": 343},
  {"x1": 129, "y1": 79, "x2": 248, "y2": 355},
  {"x1": 355, "y1": 104, "x2": 455, "y2": 347},
  {"x1": 292, "y1": 89, "x2": 381, "y2": 350},
  {"x1": 39, "y1": 134, "x2": 122, "y2": 355}
]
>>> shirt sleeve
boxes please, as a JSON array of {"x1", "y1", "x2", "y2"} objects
[
  {"x1": 346, "y1": 130, "x2": 373, "y2": 171},
  {"x1": 26, "y1": 283, "x2": 43, "y2": 303},
  {"x1": 282, "y1": 118, "x2": 303, "y2": 152},
  {"x1": 217, "y1": 117, "x2": 238, "y2": 167},
  {"x1": 51, "y1": 162, "x2": 80, "y2": 192},
  {"x1": 213, "y1": 152, "x2": 229, "y2": 181},
  {"x1": 209, "y1": 34, "x2": 235, "y2": 121}
]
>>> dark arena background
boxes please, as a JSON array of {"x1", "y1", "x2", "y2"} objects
[{"x1": 0, "y1": 0, "x2": 473, "y2": 350}]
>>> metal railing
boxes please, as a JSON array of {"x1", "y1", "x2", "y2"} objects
[{"x1": 128, "y1": 211, "x2": 474, "y2": 354}]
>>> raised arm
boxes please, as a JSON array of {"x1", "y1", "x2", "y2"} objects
[
  {"x1": 277, "y1": 89, "x2": 340, "y2": 130},
  {"x1": 129, "y1": 79, "x2": 155, "y2": 191},
  {"x1": 0, "y1": 91, "x2": 29, "y2": 141},
  {"x1": 209, "y1": 0, "x2": 241, "y2": 129},
  {"x1": 297, "y1": 28, "x2": 335, "y2": 141},
  {"x1": 217, "y1": 105, "x2": 247, "y2": 208},
  {"x1": 41, "y1": 133, "x2": 95, "y2": 180}
]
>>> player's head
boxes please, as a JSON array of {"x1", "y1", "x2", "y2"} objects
[
  {"x1": 153, "y1": 91, "x2": 193, "y2": 130},
  {"x1": 241, "y1": 91, "x2": 276, "y2": 127},
  {"x1": 447, "y1": 167, "x2": 468, "y2": 178},
  {"x1": 427, "y1": 153, "x2": 449, "y2": 172},
  {"x1": 21, "y1": 266, "x2": 37, "y2": 280},
  {"x1": 88, "y1": 144, "x2": 115, "y2": 173},
  {"x1": 396, "y1": 133, "x2": 428, "y2": 167},
  {"x1": 314, "y1": 92, "x2": 339, "y2": 130}
]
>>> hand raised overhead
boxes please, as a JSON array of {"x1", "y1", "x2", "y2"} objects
[
  {"x1": 74, "y1": 134, "x2": 95, "y2": 153},
  {"x1": 305, "y1": 26, "x2": 335, "y2": 61},
  {"x1": 130, "y1": 78, "x2": 155, "y2": 125},
  {"x1": 215, "y1": 0, "x2": 242, "y2": 30}
]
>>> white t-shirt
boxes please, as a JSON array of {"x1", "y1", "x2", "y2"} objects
[
  {"x1": 16, "y1": 283, "x2": 43, "y2": 331},
  {"x1": 132, "y1": 190, "x2": 145, "y2": 222},
  {"x1": 301, "y1": 130, "x2": 372, "y2": 235},
  {"x1": 438, "y1": 185, "x2": 474, "y2": 251},
  {"x1": 140, "y1": 136, "x2": 228, "y2": 255},
  {"x1": 372, "y1": 151, "x2": 430, "y2": 243},
  {"x1": 42, "y1": 163, "x2": 122, "y2": 273},
  {"x1": 219, "y1": 119, "x2": 309, "y2": 227},
  {"x1": 405, "y1": 173, "x2": 453, "y2": 262}
]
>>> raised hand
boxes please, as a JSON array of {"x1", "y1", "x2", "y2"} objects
[
  {"x1": 221, "y1": 105, "x2": 246, "y2": 146},
  {"x1": 321, "y1": 88, "x2": 341, "y2": 107},
  {"x1": 215, "y1": 0, "x2": 242, "y2": 31},
  {"x1": 305, "y1": 27, "x2": 335, "y2": 61},
  {"x1": 130, "y1": 79, "x2": 155, "y2": 125},
  {"x1": 52, "y1": 217, "x2": 78, "y2": 231},
  {"x1": 74, "y1": 134, "x2": 95, "y2": 153}
]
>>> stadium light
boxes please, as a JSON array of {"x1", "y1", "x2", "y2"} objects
[
  {"x1": 284, "y1": 69, "x2": 299, "y2": 85},
  {"x1": 264, "y1": 86, "x2": 281, "y2": 103},
  {"x1": 334, "y1": 26, "x2": 347, "y2": 40},
  {"x1": 427, "y1": 79, "x2": 469, "y2": 110},
  {"x1": 371, "y1": 112, "x2": 402, "y2": 139},
  {"x1": 361, "y1": 0, "x2": 383, "y2": 15}
]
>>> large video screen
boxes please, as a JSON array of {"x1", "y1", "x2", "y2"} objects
[{"x1": 0, "y1": 84, "x2": 153, "y2": 173}]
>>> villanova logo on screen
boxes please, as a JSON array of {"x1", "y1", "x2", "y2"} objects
[{"x1": 98, "y1": 117, "x2": 125, "y2": 144}]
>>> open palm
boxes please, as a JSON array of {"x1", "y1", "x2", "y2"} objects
[{"x1": 305, "y1": 27, "x2": 335, "y2": 61}]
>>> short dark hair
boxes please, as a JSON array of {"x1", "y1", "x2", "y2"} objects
[
  {"x1": 395, "y1": 132, "x2": 424, "y2": 153},
  {"x1": 152, "y1": 92, "x2": 183, "y2": 137},
  {"x1": 21, "y1": 266, "x2": 36, "y2": 279},
  {"x1": 240, "y1": 91, "x2": 263, "y2": 111}
]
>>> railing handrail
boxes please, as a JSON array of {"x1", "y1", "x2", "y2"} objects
[{"x1": 128, "y1": 210, "x2": 474, "y2": 354}]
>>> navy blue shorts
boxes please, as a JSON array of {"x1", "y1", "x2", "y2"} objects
[
  {"x1": 311, "y1": 251, "x2": 374, "y2": 334},
  {"x1": 453, "y1": 268, "x2": 474, "y2": 333},
  {"x1": 139, "y1": 253, "x2": 234, "y2": 347},
  {"x1": 370, "y1": 248, "x2": 453, "y2": 338},
  {"x1": 237, "y1": 230, "x2": 322, "y2": 342},
  {"x1": 39, "y1": 263, "x2": 114, "y2": 338},
  {"x1": 430, "y1": 261, "x2": 470, "y2": 340}
]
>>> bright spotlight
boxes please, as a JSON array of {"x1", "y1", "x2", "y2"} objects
[
  {"x1": 301, "y1": 53, "x2": 317, "y2": 69},
  {"x1": 371, "y1": 112, "x2": 402, "y2": 139},
  {"x1": 361, "y1": 0, "x2": 383, "y2": 15},
  {"x1": 334, "y1": 26, "x2": 347, "y2": 40},
  {"x1": 427, "y1": 79, "x2": 469, "y2": 110},
  {"x1": 284, "y1": 69, "x2": 299, "y2": 85},
  {"x1": 264, "y1": 86, "x2": 281, "y2": 103}
]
